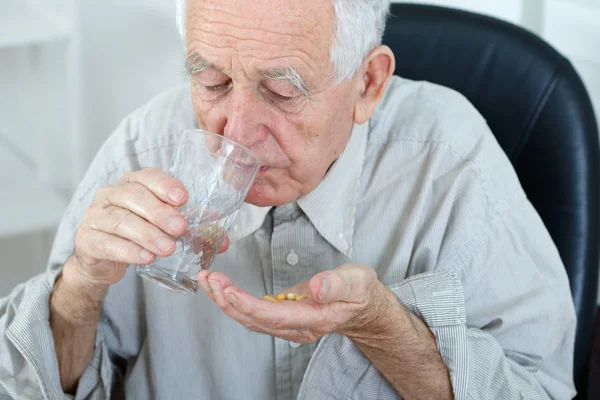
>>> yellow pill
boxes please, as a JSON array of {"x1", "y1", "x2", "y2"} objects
[
  {"x1": 287, "y1": 293, "x2": 297, "y2": 301},
  {"x1": 264, "y1": 295, "x2": 278, "y2": 302},
  {"x1": 277, "y1": 293, "x2": 287, "y2": 301},
  {"x1": 295, "y1": 295, "x2": 308, "y2": 301}
]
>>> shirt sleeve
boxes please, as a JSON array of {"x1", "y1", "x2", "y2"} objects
[
  {"x1": 0, "y1": 270, "x2": 114, "y2": 400},
  {"x1": 0, "y1": 139, "x2": 121, "y2": 399},
  {"x1": 393, "y1": 269, "x2": 575, "y2": 400},
  {"x1": 299, "y1": 194, "x2": 576, "y2": 400},
  {"x1": 0, "y1": 111, "x2": 144, "y2": 400},
  {"x1": 0, "y1": 86, "x2": 197, "y2": 399}
]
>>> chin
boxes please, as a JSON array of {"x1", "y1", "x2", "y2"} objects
[{"x1": 244, "y1": 181, "x2": 296, "y2": 207}]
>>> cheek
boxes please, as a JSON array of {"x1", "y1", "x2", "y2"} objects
[
  {"x1": 191, "y1": 85, "x2": 208, "y2": 126},
  {"x1": 285, "y1": 107, "x2": 346, "y2": 159},
  {"x1": 289, "y1": 113, "x2": 306, "y2": 134},
  {"x1": 191, "y1": 90, "x2": 226, "y2": 132},
  {"x1": 277, "y1": 111, "x2": 338, "y2": 176},
  {"x1": 275, "y1": 118, "x2": 321, "y2": 173},
  {"x1": 284, "y1": 103, "x2": 319, "y2": 138}
]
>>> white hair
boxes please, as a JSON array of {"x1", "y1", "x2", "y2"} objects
[{"x1": 175, "y1": 0, "x2": 391, "y2": 82}]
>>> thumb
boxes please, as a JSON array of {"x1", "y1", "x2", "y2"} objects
[{"x1": 309, "y1": 264, "x2": 377, "y2": 304}]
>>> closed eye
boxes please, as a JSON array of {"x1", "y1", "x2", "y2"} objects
[
  {"x1": 268, "y1": 90, "x2": 295, "y2": 102},
  {"x1": 206, "y1": 83, "x2": 230, "y2": 93}
]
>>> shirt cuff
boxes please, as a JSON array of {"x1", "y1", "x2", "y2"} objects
[
  {"x1": 5, "y1": 270, "x2": 113, "y2": 400},
  {"x1": 390, "y1": 271, "x2": 469, "y2": 399},
  {"x1": 298, "y1": 271, "x2": 469, "y2": 400}
]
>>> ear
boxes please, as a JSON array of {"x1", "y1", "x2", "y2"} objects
[{"x1": 353, "y1": 46, "x2": 395, "y2": 125}]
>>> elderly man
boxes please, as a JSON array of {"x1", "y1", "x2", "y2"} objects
[{"x1": 0, "y1": 0, "x2": 576, "y2": 399}]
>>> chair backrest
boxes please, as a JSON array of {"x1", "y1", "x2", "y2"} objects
[{"x1": 382, "y1": 3, "x2": 600, "y2": 395}]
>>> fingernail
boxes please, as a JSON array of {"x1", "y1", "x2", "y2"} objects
[
  {"x1": 319, "y1": 278, "x2": 329, "y2": 301},
  {"x1": 209, "y1": 280, "x2": 221, "y2": 295},
  {"x1": 167, "y1": 216, "x2": 185, "y2": 233},
  {"x1": 168, "y1": 187, "x2": 185, "y2": 203},
  {"x1": 225, "y1": 293, "x2": 238, "y2": 305},
  {"x1": 156, "y1": 236, "x2": 175, "y2": 252},
  {"x1": 139, "y1": 249, "x2": 154, "y2": 262}
]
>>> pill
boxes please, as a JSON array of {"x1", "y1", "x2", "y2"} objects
[
  {"x1": 287, "y1": 293, "x2": 297, "y2": 301},
  {"x1": 295, "y1": 295, "x2": 308, "y2": 301},
  {"x1": 264, "y1": 295, "x2": 278, "y2": 302},
  {"x1": 277, "y1": 293, "x2": 287, "y2": 301}
]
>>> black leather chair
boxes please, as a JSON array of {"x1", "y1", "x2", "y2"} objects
[{"x1": 382, "y1": 3, "x2": 600, "y2": 398}]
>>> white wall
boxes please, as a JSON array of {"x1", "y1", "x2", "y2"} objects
[
  {"x1": 0, "y1": 0, "x2": 185, "y2": 297},
  {"x1": 0, "y1": 231, "x2": 54, "y2": 296},
  {"x1": 1, "y1": 0, "x2": 599, "y2": 298},
  {"x1": 79, "y1": 0, "x2": 186, "y2": 166}
]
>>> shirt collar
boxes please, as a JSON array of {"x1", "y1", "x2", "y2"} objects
[
  {"x1": 229, "y1": 122, "x2": 369, "y2": 257},
  {"x1": 297, "y1": 122, "x2": 368, "y2": 257},
  {"x1": 228, "y1": 202, "x2": 272, "y2": 242}
]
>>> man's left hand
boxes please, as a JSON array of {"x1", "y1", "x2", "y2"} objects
[{"x1": 197, "y1": 264, "x2": 394, "y2": 343}]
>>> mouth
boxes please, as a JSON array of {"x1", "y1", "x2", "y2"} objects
[
  {"x1": 235, "y1": 163, "x2": 267, "y2": 172},
  {"x1": 259, "y1": 166, "x2": 270, "y2": 173}
]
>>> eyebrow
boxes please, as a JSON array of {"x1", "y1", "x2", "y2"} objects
[
  {"x1": 185, "y1": 52, "x2": 215, "y2": 75},
  {"x1": 260, "y1": 67, "x2": 311, "y2": 98},
  {"x1": 185, "y1": 52, "x2": 311, "y2": 97}
]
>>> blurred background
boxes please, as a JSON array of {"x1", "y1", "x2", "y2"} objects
[{"x1": 1, "y1": 0, "x2": 599, "y2": 298}]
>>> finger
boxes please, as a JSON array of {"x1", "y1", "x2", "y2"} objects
[
  {"x1": 309, "y1": 264, "x2": 378, "y2": 304},
  {"x1": 196, "y1": 273, "x2": 307, "y2": 340},
  {"x1": 225, "y1": 287, "x2": 349, "y2": 342},
  {"x1": 98, "y1": 182, "x2": 187, "y2": 237},
  {"x1": 198, "y1": 273, "x2": 324, "y2": 336},
  {"x1": 196, "y1": 270, "x2": 216, "y2": 302},
  {"x1": 219, "y1": 288, "x2": 295, "y2": 334},
  {"x1": 187, "y1": 225, "x2": 226, "y2": 270},
  {"x1": 197, "y1": 271, "x2": 236, "y2": 309},
  {"x1": 77, "y1": 229, "x2": 156, "y2": 265},
  {"x1": 118, "y1": 168, "x2": 188, "y2": 206},
  {"x1": 86, "y1": 206, "x2": 177, "y2": 257},
  {"x1": 223, "y1": 286, "x2": 317, "y2": 330},
  {"x1": 218, "y1": 236, "x2": 230, "y2": 254},
  {"x1": 206, "y1": 272, "x2": 236, "y2": 310},
  {"x1": 197, "y1": 272, "x2": 270, "y2": 331}
]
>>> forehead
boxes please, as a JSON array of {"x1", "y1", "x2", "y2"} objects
[{"x1": 186, "y1": 0, "x2": 334, "y2": 76}]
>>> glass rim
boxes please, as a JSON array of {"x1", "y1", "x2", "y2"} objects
[{"x1": 181, "y1": 128, "x2": 262, "y2": 166}]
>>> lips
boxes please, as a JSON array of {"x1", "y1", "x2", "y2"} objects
[{"x1": 234, "y1": 163, "x2": 271, "y2": 173}]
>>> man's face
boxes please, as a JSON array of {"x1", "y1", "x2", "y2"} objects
[{"x1": 186, "y1": 0, "x2": 363, "y2": 207}]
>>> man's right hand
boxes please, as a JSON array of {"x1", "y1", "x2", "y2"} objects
[
  {"x1": 49, "y1": 168, "x2": 194, "y2": 392},
  {"x1": 64, "y1": 168, "x2": 190, "y2": 289}
]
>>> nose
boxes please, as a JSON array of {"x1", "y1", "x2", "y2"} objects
[{"x1": 223, "y1": 88, "x2": 267, "y2": 150}]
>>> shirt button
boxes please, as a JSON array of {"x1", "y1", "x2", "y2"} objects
[
  {"x1": 289, "y1": 341, "x2": 302, "y2": 349},
  {"x1": 286, "y1": 250, "x2": 299, "y2": 266}
]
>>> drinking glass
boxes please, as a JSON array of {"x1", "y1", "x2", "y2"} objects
[{"x1": 136, "y1": 129, "x2": 261, "y2": 295}]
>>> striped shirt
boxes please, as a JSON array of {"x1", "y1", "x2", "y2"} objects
[{"x1": 0, "y1": 76, "x2": 576, "y2": 399}]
